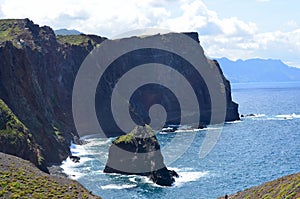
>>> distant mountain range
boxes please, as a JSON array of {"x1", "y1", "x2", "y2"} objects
[
  {"x1": 217, "y1": 57, "x2": 300, "y2": 83},
  {"x1": 54, "y1": 29, "x2": 300, "y2": 83},
  {"x1": 54, "y1": 28, "x2": 81, "y2": 35}
]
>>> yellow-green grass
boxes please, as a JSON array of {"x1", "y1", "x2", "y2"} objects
[{"x1": 0, "y1": 153, "x2": 101, "y2": 199}]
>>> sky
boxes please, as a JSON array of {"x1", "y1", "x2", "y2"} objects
[{"x1": 0, "y1": 0, "x2": 300, "y2": 68}]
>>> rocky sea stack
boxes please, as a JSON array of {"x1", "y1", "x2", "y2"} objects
[{"x1": 104, "y1": 125, "x2": 178, "y2": 186}]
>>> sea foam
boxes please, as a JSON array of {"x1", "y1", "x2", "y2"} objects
[{"x1": 101, "y1": 184, "x2": 137, "y2": 190}]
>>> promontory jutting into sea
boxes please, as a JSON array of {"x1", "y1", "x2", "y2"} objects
[{"x1": 0, "y1": 18, "x2": 300, "y2": 199}]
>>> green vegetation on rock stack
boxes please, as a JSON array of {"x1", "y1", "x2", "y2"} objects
[{"x1": 113, "y1": 125, "x2": 156, "y2": 144}]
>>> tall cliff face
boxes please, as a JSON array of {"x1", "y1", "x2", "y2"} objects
[
  {"x1": 0, "y1": 18, "x2": 238, "y2": 167},
  {"x1": 0, "y1": 19, "x2": 106, "y2": 165},
  {"x1": 91, "y1": 32, "x2": 239, "y2": 136}
]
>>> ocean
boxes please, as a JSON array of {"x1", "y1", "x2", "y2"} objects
[{"x1": 61, "y1": 81, "x2": 300, "y2": 199}]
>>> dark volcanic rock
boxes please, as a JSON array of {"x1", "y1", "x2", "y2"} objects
[
  {"x1": 104, "y1": 125, "x2": 178, "y2": 186},
  {"x1": 0, "y1": 18, "x2": 106, "y2": 165},
  {"x1": 93, "y1": 32, "x2": 239, "y2": 136},
  {"x1": 69, "y1": 155, "x2": 80, "y2": 163},
  {"x1": 212, "y1": 59, "x2": 240, "y2": 122}
]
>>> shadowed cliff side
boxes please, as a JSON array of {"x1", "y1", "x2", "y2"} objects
[{"x1": 0, "y1": 18, "x2": 106, "y2": 165}]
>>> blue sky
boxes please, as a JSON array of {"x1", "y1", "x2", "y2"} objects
[
  {"x1": 0, "y1": 0, "x2": 299, "y2": 67},
  {"x1": 202, "y1": 0, "x2": 300, "y2": 32}
]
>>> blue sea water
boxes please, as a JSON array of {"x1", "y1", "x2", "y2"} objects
[{"x1": 61, "y1": 82, "x2": 300, "y2": 199}]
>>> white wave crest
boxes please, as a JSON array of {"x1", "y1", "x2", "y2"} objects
[
  {"x1": 276, "y1": 113, "x2": 300, "y2": 119},
  {"x1": 174, "y1": 171, "x2": 209, "y2": 187},
  {"x1": 101, "y1": 184, "x2": 137, "y2": 190}
]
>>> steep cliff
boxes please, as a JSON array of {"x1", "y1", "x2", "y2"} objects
[
  {"x1": 0, "y1": 99, "x2": 46, "y2": 171},
  {"x1": 0, "y1": 18, "x2": 106, "y2": 166},
  {"x1": 0, "y1": 18, "x2": 238, "y2": 168},
  {"x1": 91, "y1": 32, "x2": 239, "y2": 136}
]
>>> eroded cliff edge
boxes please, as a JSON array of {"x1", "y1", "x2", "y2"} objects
[
  {"x1": 0, "y1": 18, "x2": 239, "y2": 168},
  {"x1": 0, "y1": 18, "x2": 106, "y2": 168}
]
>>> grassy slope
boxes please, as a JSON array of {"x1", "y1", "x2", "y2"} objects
[
  {"x1": 0, "y1": 99, "x2": 29, "y2": 139},
  {"x1": 0, "y1": 19, "x2": 102, "y2": 48},
  {"x1": 0, "y1": 99, "x2": 46, "y2": 168},
  {"x1": 56, "y1": 34, "x2": 104, "y2": 47},
  {"x1": 56, "y1": 35, "x2": 93, "y2": 46},
  {"x1": 218, "y1": 173, "x2": 300, "y2": 199},
  {"x1": 0, "y1": 19, "x2": 22, "y2": 43},
  {"x1": 0, "y1": 153, "x2": 101, "y2": 199}
]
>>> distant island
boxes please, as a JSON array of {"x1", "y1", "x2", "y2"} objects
[{"x1": 217, "y1": 57, "x2": 300, "y2": 83}]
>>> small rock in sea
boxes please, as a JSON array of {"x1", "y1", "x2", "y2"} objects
[
  {"x1": 104, "y1": 125, "x2": 178, "y2": 186},
  {"x1": 69, "y1": 155, "x2": 80, "y2": 163}
]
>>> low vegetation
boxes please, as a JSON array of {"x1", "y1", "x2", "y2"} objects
[
  {"x1": 0, "y1": 19, "x2": 23, "y2": 45},
  {"x1": 0, "y1": 153, "x2": 101, "y2": 199},
  {"x1": 0, "y1": 99, "x2": 29, "y2": 141},
  {"x1": 57, "y1": 35, "x2": 99, "y2": 46},
  {"x1": 220, "y1": 173, "x2": 300, "y2": 199},
  {"x1": 113, "y1": 125, "x2": 156, "y2": 144}
]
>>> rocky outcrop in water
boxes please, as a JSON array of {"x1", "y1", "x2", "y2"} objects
[{"x1": 104, "y1": 125, "x2": 178, "y2": 186}]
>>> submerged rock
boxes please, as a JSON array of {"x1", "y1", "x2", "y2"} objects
[
  {"x1": 104, "y1": 125, "x2": 178, "y2": 186},
  {"x1": 69, "y1": 155, "x2": 80, "y2": 163}
]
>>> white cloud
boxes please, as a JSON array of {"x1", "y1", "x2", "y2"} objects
[
  {"x1": 200, "y1": 28, "x2": 300, "y2": 68},
  {"x1": 0, "y1": 0, "x2": 171, "y2": 36},
  {"x1": 0, "y1": 0, "x2": 299, "y2": 67},
  {"x1": 0, "y1": 0, "x2": 257, "y2": 36}
]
